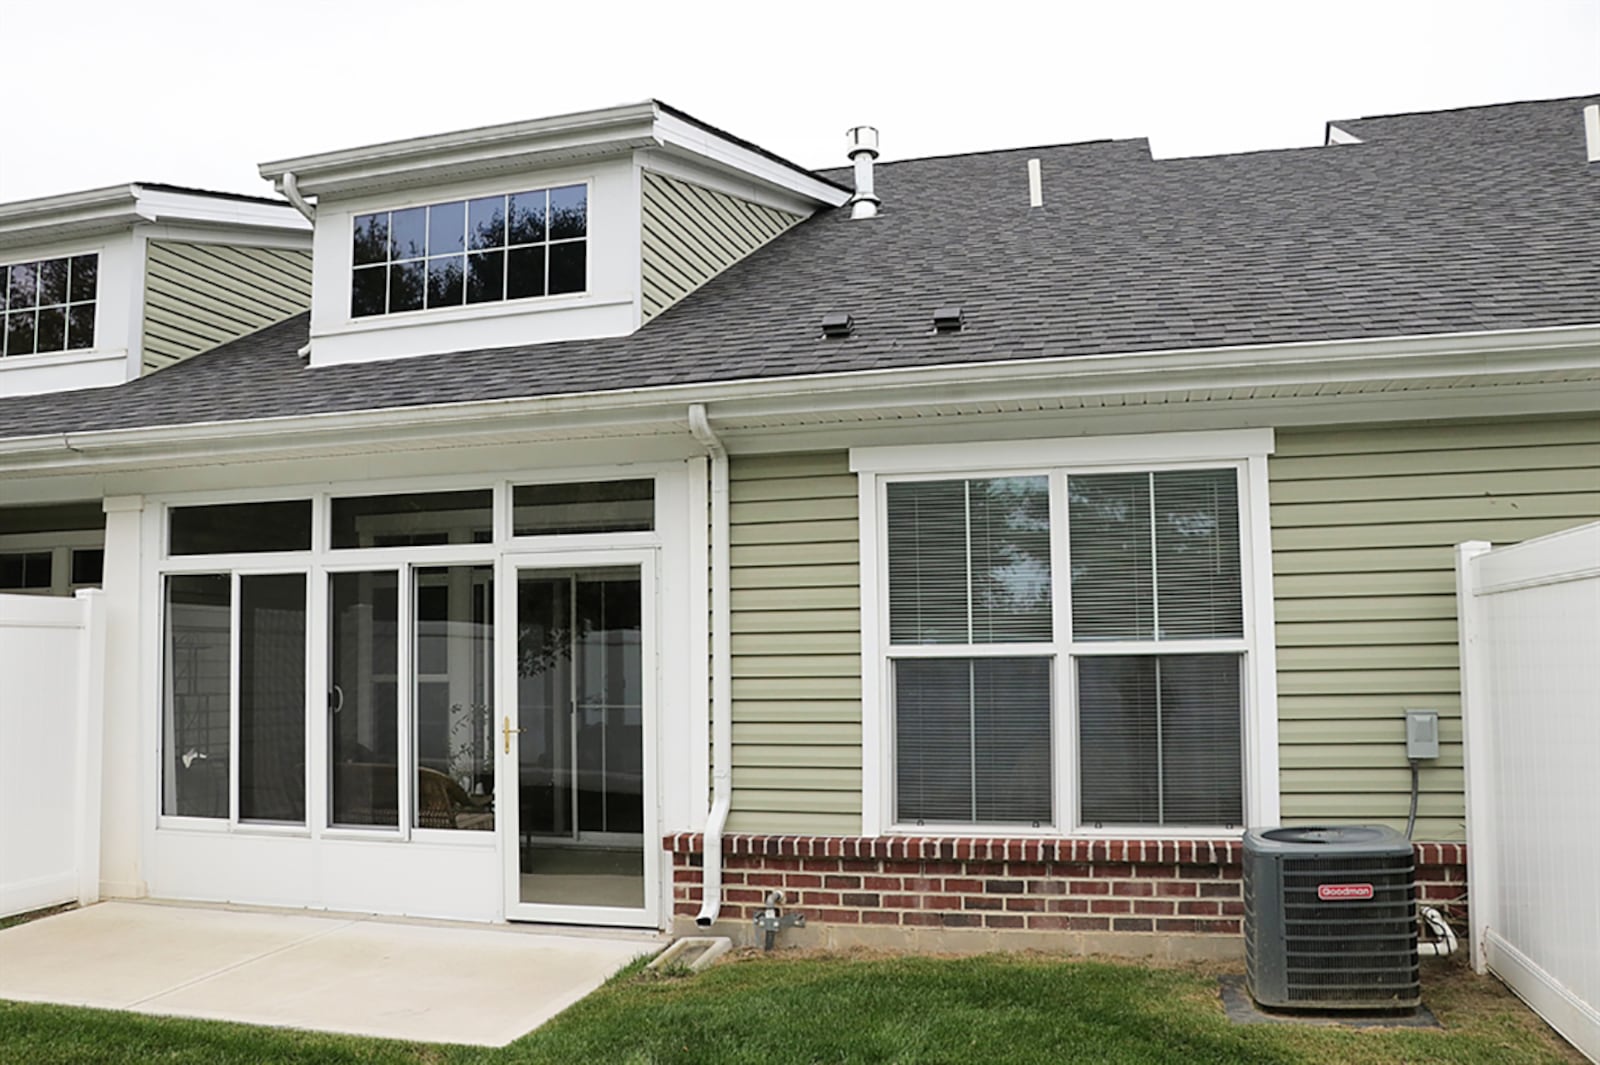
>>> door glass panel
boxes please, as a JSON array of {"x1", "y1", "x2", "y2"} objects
[
  {"x1": 329, "y1": 571, "x2": 400, "y2": 827},
  {"x1": 516, "y1": 567, "x2": 644, "y2": 909},
  {"x1": 414, "y1": 565, "x2": 495, "y2": 831}
]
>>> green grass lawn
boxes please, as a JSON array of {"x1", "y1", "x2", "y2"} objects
[{"x1": 0, "y1": 950, "x2": 1581, "y2": 1065}]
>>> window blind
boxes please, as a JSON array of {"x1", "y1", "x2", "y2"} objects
[
  {"x1": 1077, "y1": 654, "x2": 1243, "y2": 826},
  {"x1": 887, "y1": 477, "x2": 1051, "y2": 645},
  {"x1": 895, "y1": 657, "x2": 1052, "y2": 825},
  {"x1": 1068, "y1": 469, "x2": 1241, "y2": 640}
]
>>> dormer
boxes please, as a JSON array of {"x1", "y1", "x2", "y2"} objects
[
  {"x1": 0, "y1": 184, "x2": 311, "y2": 397},
  {"x1": 259, "y1": 101, "x2": 849, "y2": 368}
]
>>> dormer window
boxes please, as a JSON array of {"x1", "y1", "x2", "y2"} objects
[
  {"x1": 350, "y1": 184, "x2": 587, "y2": 318},
  {"x1": 2, "y1": 254, "x2": 97, "y2": 357}
]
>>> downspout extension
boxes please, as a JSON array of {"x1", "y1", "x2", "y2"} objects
[
  {"x1": 687, "y1": 403, "x2": 731, "y2": 927},
  {"x1": 280, "y1": 171, "x2": 316, "y2": 223}
]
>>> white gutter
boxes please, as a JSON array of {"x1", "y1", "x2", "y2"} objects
[
  {"x1": 279, "y1": 172, "x2": 316, "y2": 223},
  {"x1": 687, "y1": 402, "x2": 731, "y2": 927},
  {"x1": 2, "y1": 323, "x2": 1597, "y2": 470}
]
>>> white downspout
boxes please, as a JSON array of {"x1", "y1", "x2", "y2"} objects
[
  {"x1": 280, "y1": 171, "x2": 316, "y2": 223},
  {"x1": 687, "y1": 403, "x2": 731, "y2": 926}
]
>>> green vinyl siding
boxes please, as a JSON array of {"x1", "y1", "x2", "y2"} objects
[
  {"x1": 1271, "y1": 416, "x2": 1600, "y2": 841},
  {"x1": 640, "y1": 172, "x2": 801, "y2": 322},
  {"x1": 141, "y1": 241, "x2": 312, "y2": 374},
  {"x1": 728, "y1": 451, "x2": 861, "y2": 834}
]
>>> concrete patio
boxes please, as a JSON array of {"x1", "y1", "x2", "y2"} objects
[{"x1": 0, "y1": 900, "x2": 659, "y2": 1046}]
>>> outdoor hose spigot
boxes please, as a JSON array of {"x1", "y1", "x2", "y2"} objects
[{"x1": 752, "y1": 890, "x2": 805, "y2": 951}]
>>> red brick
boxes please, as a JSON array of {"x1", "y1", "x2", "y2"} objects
[
  {"x1": 824, "y1": 875, "x2": 862, "y2": 890},
  {"x1": 902, "y1": 911, "x2": 942, "y2": 926},
  {"x1": 815, "y1": 908, "x2": 861, "y2": 924},
  {"x1": 785, "y1": 873, "x2": 822, "y2": 889},
  {"x1": 762, "y1": 858, "x2": 802, "y2": 871},
  {"x1": 1067, "y1": 917, "x2": 1110, "y2": 931},
  {"x1": 1027, "y1": 879, "x2": 1067, "y2": 896},
  {"x1": 1133, "y1": 899, "x2": 1174, "y2": 916},
  {"x1": 882, "y1": 894, "x2": 921, "y2": 909},
  {"x1": 840, "y1": 859, "x2": 880, "y2": 873},
  {"x1": 920, "y1": 861, "x2": 964, "y2": 875},
  {"x1": 1094, "y1": 863, "x2": 1134, "y2": 878},
  {"x1": 1046, "y1": 897, "x2": 1090, "y2": 913},
  {"x1": 1198, "y1": 882, "x2": 1240, "y2": 898},
  {"x1": 941, "y1": 913, "x2": 982, "y2": 928},
  {"x1": 1220, "y1": 901, "x2": 1244, "y2": 917},
  {"x1": 922, "y1": 895, "x2": 963, "y2": 911},
  {"x1": 1048, "y1": 863, "x2": 1092, "y2": 878},
  {"x1": 862, "y1": 909, "x2": 899, "y2": 925},
  {"x1": 724, "y1": 888, "x2": 764, "y2": 903},
  {"x1": 963, "y1": 895, "x2": 1005, "y2": 911},
  {"x1": 863, "y1": 876, "x2": 902, "y2": 891},
  {"x1": 1156, "y1": 880, "x2": 1198, "y2": 897},
  {"x1": 801, "y1": 858, "x2": 842, "y2": 873},
  {"x1": 1070, "y1": 880, "x2": 1110, "y2": 895},
  {"x1": 1136, "y1": 864, "x2": 1178, "y2": 880},
  {"x1": 1112, "y1": 917, "x2": 1154, "y2": 933},
  {"x1": 673, "y1": 901, "x2": 698, "y2": 916},
  {"x1": 1009, "y1": 862, "x2": 1050, "y2": 878},
  {"x1": 942, "y1": 878, "x2": 982, "y2": 893},
  {"x1": 677, "y1": 868, "x2": 703, "y2": 884},
  {"x1": 1178, "y1": 864, "x2": 1223, "y2": 879},
  {"x1": 1156, "y1": 918, "x2": 1198, "y2": 933},
  {"x1": 800, "y1": 891, "x2": 841, "y2": 907},
  {"x1": 985, "y1": 914, "x2": 1025, "y2": 929},
  {"x1": 1197, "y1": 919, "x2": 1241, "y2": 934},
  {"x1": 1177, "y1": 900, "x2": 1220, "y2": 916},
  {"x1": 1027, "y1": 914, "x2": 1077, "y2": 931},
  {"x1": 1090, "y1": 898, "x2": 1131, "y2": 914},
  {"x1": 906, "y1": 877, "x2": 945, "y2": 892},
  {"x1": 841, "y1": 893, "x2": 880, "y2": 908},
  {"x1": 1005, "y1": 896, "x2": 1049, "y2": 912},
  {"x1": 1112, "y1": 881, "x2": 1154, "y2": 897}
]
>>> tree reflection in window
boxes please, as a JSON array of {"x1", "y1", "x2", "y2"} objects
[{"x1": 351, "y1": 186, "x2": 586, "y2": 317}]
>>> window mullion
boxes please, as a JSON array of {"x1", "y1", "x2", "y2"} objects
[{"x1": 1147, "y1": 472, "x2": 1160, "y2": 641}]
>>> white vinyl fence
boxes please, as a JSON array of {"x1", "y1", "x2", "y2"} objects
[
  {"x1": 1458, "y1": 524, "x2": 1600, "y2": 1063},
  {"x1": 0, "y1": 590, "x2": 106, "y2": 918}
]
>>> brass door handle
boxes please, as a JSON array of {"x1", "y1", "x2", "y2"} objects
[{"x1": 502, "y1": 716, "x2": 526, "y2": 754}]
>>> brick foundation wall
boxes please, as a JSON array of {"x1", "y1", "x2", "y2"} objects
[{"x1": 665, "y1": 834, "x2": 1468, "y2": 953}]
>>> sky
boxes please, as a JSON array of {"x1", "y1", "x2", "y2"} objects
[{"x1": 0, "y1": 0, "x2": 1596, "y2": 202}]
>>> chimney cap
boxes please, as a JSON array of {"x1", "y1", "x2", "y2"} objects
[
  {"x1": 932, "y1": 307, "x2": 965, "y2": 333},
  {"x1": 846, "y1": 126, "x2": 880, "y2": 158},
  {"x1": 821, "y1": 312, "x2": 854, "y2": 338}
]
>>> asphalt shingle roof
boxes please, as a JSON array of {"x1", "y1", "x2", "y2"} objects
[{"x1": 1, "y1": 94, "x2": 1595, "y2": 440}]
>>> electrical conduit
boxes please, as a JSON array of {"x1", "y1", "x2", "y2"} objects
[{"x1": 688, "y1": 403, "x2": 731, "y2": 926}]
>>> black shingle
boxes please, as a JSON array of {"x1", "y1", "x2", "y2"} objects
[{"x1": 0, "y1": 95, "x2": 1596, "y2": 441}]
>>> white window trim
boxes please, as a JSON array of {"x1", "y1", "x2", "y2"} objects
[{"x1": 852, "y1": 428, "x2": 1280, "y2": 839}]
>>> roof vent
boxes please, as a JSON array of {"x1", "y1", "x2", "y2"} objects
[
  {"x1": 1585, "y1": 103, "x2": 1600, "y2": 163},
  {"x1": 846, "y1": 126, "x2": 880, "y2": 220},
  {"x1": 821, "y1": 312, "x2": 854, "y2": 338},
  {"x1": 932, "y1": 307, "x2": 964, "y2": 334}
]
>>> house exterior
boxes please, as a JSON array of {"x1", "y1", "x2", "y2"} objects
[{"x1": 0, "y1": 95, "x2": 1595, "y2": 954}]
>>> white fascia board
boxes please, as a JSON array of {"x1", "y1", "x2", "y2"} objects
[
  {"x1": 653, "y1": 110, "x2": 850, "y2": 208},
  {"x1": 131, "y1": 187, "x2": 310, "y2": 236},
  {"x1": 0, "y1": 184, "x2": 145, "y2": 250},
  {"x1": 258, "y1": 103, "x2": 661, "y2": 199},
  {"x1": 2, "y1": 322, "x2": 1597, "y2": 472}
]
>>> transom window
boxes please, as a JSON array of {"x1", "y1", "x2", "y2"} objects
[
  {"x1": 2, "y1": 254, "x2": 96, "y2": 357},
  {"x1": 861, "y1": 436, "x2": 1269, "y2": 835},
  {"x1": 351, "y1": 185, "x2": 587, "y2": 317}
]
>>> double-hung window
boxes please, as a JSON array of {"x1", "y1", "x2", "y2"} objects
[{"x1": 857, "y1": 430, "x2": 1275, "y2": 835}]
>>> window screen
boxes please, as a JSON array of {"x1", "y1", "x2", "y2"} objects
[
  {"x1": 887, "y1": 477, "x2": 1051, "y2": 644},
  {"x1": 895, "y1": 657, "x2": 1052, "y2": 825}
]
